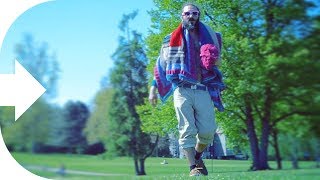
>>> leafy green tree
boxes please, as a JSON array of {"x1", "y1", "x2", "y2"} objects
[
  {"x1": 271, "y1": 116, "x2": 312, "y2": 169},
  {"x1": 0, "y1": 107, "x2": 14, "y2": 128},
  {"x1": 136, "y1": 0, "x2": 182, "y2": 146},
  {"x1": 2, "y1": 34, "x2": 60, "y2": 152},
  {"x1": 107, "y1": 11, "x2": 156, "y2": 175},
  {"x1": 3, "y1": 99, "x2": 52, "y2": 152},
  {"x1": 15, "y1": 33, "x2": 59, "y2": 99},
  {"x1": 137, "y1": 98, "x2": 177, "y2": 137},
  {"x1": 0, "y1": 107, "x2": 14, "y2": 152},
  {"x1": 202, "y1": 0, "x2": 319, "y2": 170},
  {"x1": 84, "y1": 87, "x2": 114, "y2": 145}
]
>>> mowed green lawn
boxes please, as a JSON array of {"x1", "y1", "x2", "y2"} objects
[{"x1": 11, "y1": 152, "x2": 320, "y2": 180}]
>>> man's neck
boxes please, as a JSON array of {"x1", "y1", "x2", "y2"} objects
[
  {"x1": 188, "y1": 29, "x2": 199, "y2": 40},
  {"x1": 188, "y1": 29, "x2": 196, "y2": 33}
]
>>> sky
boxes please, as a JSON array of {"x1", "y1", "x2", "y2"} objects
[{"x1": 0, "y1": 0, "x2": 155, "y2": 106}]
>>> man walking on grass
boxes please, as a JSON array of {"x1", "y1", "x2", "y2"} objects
[{"x1": 149, "y1": 2, "x2": 225, "y2": 177}]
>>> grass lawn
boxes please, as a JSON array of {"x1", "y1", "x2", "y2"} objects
[{"x1": 11, "y1": 152, "x2": 320, "y2": 180}]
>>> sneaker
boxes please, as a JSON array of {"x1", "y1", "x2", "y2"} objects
[
  {"x1": 189, "y1": 167, "x2": 202, "y2": 176},
  {"x1": 195, "y1": 159, "x2": 208, "y2": 175}
]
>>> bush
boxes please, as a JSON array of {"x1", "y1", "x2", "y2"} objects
[{"x1": 83, "y1": 142, "x2": 106, "y2": 155}]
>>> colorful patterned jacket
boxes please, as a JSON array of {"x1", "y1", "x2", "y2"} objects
[{"x1": 153, "y1": 22, "x2": 225, "y2": 111}]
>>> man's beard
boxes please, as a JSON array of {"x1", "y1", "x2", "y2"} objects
[{"x1": 183, "y1": 18, "x2": 199, "y2": 31}]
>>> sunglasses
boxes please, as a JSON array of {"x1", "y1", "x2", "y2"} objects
[{"x1": 182, "y1": 11, "x2": 199, "y2": 16}]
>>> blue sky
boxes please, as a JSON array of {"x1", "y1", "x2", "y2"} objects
[{"x1": 0, "y1": 0, "x2": 155, "y2": 106}]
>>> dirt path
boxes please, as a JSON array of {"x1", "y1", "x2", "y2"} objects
[{"x1": 24, "y1": 165, "x2": 126, "y2": 177}]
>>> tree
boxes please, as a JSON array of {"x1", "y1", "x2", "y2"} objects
[
  {"x1": 0, "y1": 107, "x2": 14, "y2": 128},
  {"x1": 51, "y1": 101, "x2": 89, "y2": 153},
  {"x1": 15, "y1": 33, "x2": 59, "y2": 99},
  {"x1": 137, "y1": 98, "x2": 177, "y2": 137},
  {"x1": 107, "y1": 11, "x2": 157, "y2": 175},
  {"x1": 2, "y1": 99, "x2": 53, "y2": 152},
  {"x1": 2, "y1": 34, "x2": 60, "y2": 152},
  {"x1": 84, "y1": 87, "x2": 114, "y2": 145},
  {"x1": 202, "y1": 0, "x2": 320, "y2": 170},
  {"x1": 136, "y1": 0, "x2": 183, "y2": 143}
]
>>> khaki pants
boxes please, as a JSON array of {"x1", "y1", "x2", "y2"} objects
[{"x1": 173, "y1": 87, "x2": 217, "y2": 149}]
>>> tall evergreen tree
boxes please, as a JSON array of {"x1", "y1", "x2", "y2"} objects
[{"x1": 107, "y1": 11, "x2": 156, "y2": 175}]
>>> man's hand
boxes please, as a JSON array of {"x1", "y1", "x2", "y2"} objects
[{"x1": 148, "y1": 86, "x2": 158, "y2": 107}]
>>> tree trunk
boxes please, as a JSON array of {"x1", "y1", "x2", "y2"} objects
[
  {"x1": 291, "y1": 155, "x2": 299, "y2": 169},
  {"x1": 291, "y1": 143, "x2": 299, "y2": 169},
  {"x1": 245, "y1": 98, "x2": 260, "y2": 170},
  {"x1": 139, "y1": 158, "x2": 146, "y2": 175},
  {"x1": 312, "y1": 138, "x2": 320, "y2": 168},
  {"x1": 133, "y1": 157, "x2": 147, "y2": 175},
  {"x1": 259, "y1": 118, "x2": 270, "y2": 170},
  {"x1": 134, "y1": 158, "x2": 140, "y2": 175},
  {"x1": 258, "y1": 86, "x2": 272, "y2": 170},
  {"x1": 272, "y1": 128, "x2": 282, "y2": 169}
]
